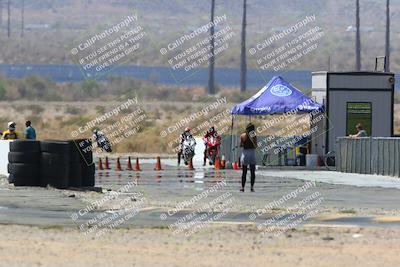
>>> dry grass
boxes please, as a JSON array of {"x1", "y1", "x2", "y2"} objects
[{"x1": 2, "y1": 101, "x2": 398, "y2": 153}]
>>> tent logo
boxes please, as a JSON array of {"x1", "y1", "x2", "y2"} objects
[{"x1": 270, "y1": 85, "x2": 292, "y2": 97}]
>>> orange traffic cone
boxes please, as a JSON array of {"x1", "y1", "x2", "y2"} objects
[
  {"x1": 188, "y1": 158, "x2": 195, "y2": 170},
  {"x1": 134, "y1": 157, "x2": 141, "y2": 171},
  {"x1": 115, "y1": 157, "x2": 122, "y2": 171},
  {"x1": 104, "y1": 156, "x2": 110, "y2": 170},
  {"x1": 126, "y1": 156, "x2": 133, "y2": 170},
  {"x1": 221, "y1": 155, "x2": 226, "y2": 169},
  {"x1": 233, "y1": 161, "x2": 239, "y2": 170},
  {"x1": 214, "y1": 156, "x2": 220, "y2": 170},
  {"x1": 154, "y1": 156, "x2": 163, "y2": 171},
  {"x1": 98, "y1": 158, "x2": 104, "y2": 170}
]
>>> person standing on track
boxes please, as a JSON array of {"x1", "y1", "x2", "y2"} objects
[{"x1": 240, "y1": 123, "x2": 257, "y2": 192}]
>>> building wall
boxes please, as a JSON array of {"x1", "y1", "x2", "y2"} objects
[{"x1": 311, "y1": 72, "x2": 394, "y2": 156}]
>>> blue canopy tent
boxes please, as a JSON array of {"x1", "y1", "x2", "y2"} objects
[
  {"x1": 231, "y1": 76, "x2": 322, "y2": 115},
  {"x1": 228, "y1": 76, "x2": 323, "y2": 164}
]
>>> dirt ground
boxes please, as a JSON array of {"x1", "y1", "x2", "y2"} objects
[{"x1": 0, "y1": 224, "x2": 399, "y2": 267}]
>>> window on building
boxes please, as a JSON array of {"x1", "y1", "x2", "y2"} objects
[{"x1": 346, "y1": 102, "x2": 372, "y2": 136}]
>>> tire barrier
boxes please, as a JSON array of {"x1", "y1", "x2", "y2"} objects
[
  {"x1": 40, "y1": 141, "x2": 70, "y2": 189},
  {"x1": 8, "y1": 140, "x2": 41, "y2": 186},
  {"x1": 70, "y1": 139, "x2": 94, "y2": 187},
  {"x1": 7, "y1": 139, "x2": 95, "y2": 188}
]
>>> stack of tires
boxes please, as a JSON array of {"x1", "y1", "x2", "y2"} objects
[
  {"x1": 70, "y1": 139, "x2": 95, "y2": 187},
  {"x1": 40, "y1": 141, "x2": 70, "y2": 189},
  {"x1": 68, "y1": 141, "x2": 82, "y2": 187},
  {"x1": 7, "y1": 141, "x2": 41, "y2": 186},
  {"x1": 7, "y1": 139, "x2": 96, "y2": 188}
]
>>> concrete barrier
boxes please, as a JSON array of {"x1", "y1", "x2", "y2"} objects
[
  {"x1": 336, "y1": 137, "x2": 400, "y2": 177},
  {"x1": 0, "y1": 140, "x2": 13, "y2": 176}
]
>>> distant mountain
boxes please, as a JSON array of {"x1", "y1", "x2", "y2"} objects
[{"x1": 0, "y1": 0, "x2": 397, "y2": 73}]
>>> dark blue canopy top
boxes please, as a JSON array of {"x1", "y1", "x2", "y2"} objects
[{"x1": 231, "y1": 76, "x2": 322, "y2": 115}]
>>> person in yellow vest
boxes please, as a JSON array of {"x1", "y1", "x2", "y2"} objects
[{"x1": 2, "y1": 122, "x2": 19, "y2": 140}]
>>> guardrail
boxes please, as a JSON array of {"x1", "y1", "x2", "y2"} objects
[{"x1": 336, "y1": 137, "x2": 400, "y2": 177}]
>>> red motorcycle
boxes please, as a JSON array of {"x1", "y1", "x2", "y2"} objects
[{"x1": 204, "y1": 135, "x2": 221, "y2": 165}]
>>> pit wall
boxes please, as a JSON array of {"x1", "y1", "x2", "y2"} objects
[
  {"x1": 336, "y1": 137, "x2": 400, "y2": 177},
  {"x1": 0, "y1": 141, "x2": 12, "y2": 176}
]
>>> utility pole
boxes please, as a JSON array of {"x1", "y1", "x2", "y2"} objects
[
  {"x1": 240, "y1": 0, "x2": 247, "y2": 92},
  {"x1": 7, "y1": 0, "x2": 10, "y2": 37},
  {"x1": 355, "y1": 0, "x2": 361, "y2": 71},
  {"x1": 0, "y1": 0, "x2": 3, "y2": 27},
  {"x1": 385, "y1": 0, "x2": 390, "y2": 72},
  {"x1": 20, "y1": 0, "x2": 24, "y2": 37},
  {"x1": 208, "y1": 0, "x2": 215, "y2": 95}
]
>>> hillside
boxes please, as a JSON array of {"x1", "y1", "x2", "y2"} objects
[{"x1": 0, "y1": 0, "x2": 398, "y2": 72}]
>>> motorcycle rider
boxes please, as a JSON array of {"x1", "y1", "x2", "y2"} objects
[
  {"x1": 178, "y1": 127, "x2": 195, "y2": 166},
  {"x1": 93, "y1": 128, "x2": 112, "y2": 153},
  {"x1": 202, "y1": 126, "x2": 221, "y2": 166}
]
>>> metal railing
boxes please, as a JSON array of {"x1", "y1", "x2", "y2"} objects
[{"x1": 336, "y1": 137, "x2": 400, "y2": 177}]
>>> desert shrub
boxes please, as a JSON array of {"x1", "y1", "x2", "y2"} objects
[{"x1": 65, "y1": 106, "x2": 82, "y2": 115}]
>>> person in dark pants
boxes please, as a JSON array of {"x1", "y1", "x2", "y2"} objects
[{"x1": 240, "y1": 123, "x2": 257, "y2": 192}]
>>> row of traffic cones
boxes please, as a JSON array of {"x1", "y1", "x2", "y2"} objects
[
  {"x1": 98, "y1": 156, "x2": 142, "y2": 171},
  {"x1": 97, "y1": 155, "x2": 239, "y2": 171},
  {"x1": 213, "y1": 155, "x2": 227, "y2": 170}
]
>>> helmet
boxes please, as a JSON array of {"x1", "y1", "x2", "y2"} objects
[
  {"x1": 184, "y1": 127, "x2": 191, "y2": 132},
  {"x1": 208, "y1": 126, "x2": 215, "y2": 134},
  {"x1": 92, "y1": 129, "x2": 98, "y2": 134},
  {"x1": 8, "y1": 122, "x2": 16, "y2": 131}
]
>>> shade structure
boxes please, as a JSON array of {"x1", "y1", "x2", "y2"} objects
[{"x1": 231, "y1": 76, "x2": 322, "y2": 115}]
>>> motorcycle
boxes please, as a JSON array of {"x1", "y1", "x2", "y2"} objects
[
  {"x1": 181, "y1": 137, "x2": 196, "y2": 165},
  {"x1": 205, "y1": 135, "x2": 221, "y2": 165},
  {"x1": 94, "y1": 131, "x2": 112, "y2": 153}
]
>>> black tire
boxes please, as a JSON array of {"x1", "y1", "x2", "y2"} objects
[
  {"x1": 41, "y1": 165, "x2": 69, "y2": 189},
  {"x1": 81, "y1": 164, "x2": 95, "y2": 177},
  {"x1": 41, "y1": 152, "x2": 70, "y2": 165},
  {"x1": 40, "y1": 141, "x2": 70, "y2": 154},
  {"x1": 8, "y1": 152, "x2": 41, "y2": 164},
  {"x1": 8, "y1": 174, "x2": 14, "y2": 183},
  {"x1": 10, "y1": 140, "x2": 41, "y2": 152},
  {"x1": 81, "y1": 175, "x2": 95, "y2": 187},
  {"x1": 69, "y1": 139, "x2": 93, "y2": 164},
  {"x1": 80, "y1": 153, "x2": 93, "y2": 166},
  {"x1": 8, "y1": 163, "x2": 40, "y2": 177},
  {"x1": 8, "y1": 163, "x2": 40, "y2": 186},
  {"x1": 13, "y1": 175, "x2": 40, "y2": 186},
  {"x1": 69, "y1": 142, "x2": 81, "y2": 163},
  {"x1": 69, "y1": 163, "x2": 82, "y2": 187}
]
